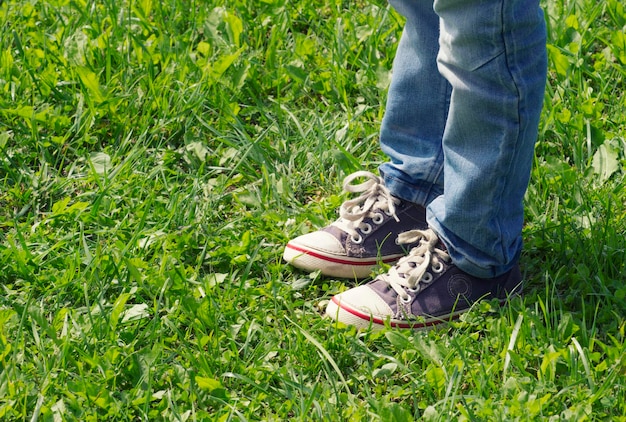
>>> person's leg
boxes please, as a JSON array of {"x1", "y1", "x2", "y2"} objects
[
  {"x1": 378, "y1": 0, "x2": 450, "y2": 208},
  {"x1": 326, "y1": 0, "x2": 547, "y2": 329},
  {"x1": 428, "y1": 0, "x2": 548, "y2": 278}
]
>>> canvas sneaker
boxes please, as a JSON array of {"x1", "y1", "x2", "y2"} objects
[
  {"x1": 283, "y1": 171, "x2": 427, "y2": 279},
  {"x1": 325, "y1": 228, "x2": 523, "y2": 330}
]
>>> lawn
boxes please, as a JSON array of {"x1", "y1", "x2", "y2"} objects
[{"x1": 1, "y1": 0, "x2": 625, "y2": 420}]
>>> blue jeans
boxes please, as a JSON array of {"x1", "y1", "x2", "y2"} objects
[{"x1": 379, "y1": 0, "x2": 547, "y2": 278}]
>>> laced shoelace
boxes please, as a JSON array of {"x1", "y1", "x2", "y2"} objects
[
  {"x1": 331, "y1": 171, "x2": 400, "y2": 242},
  {"x1": 377, "y1": 229, "x2": 451, "y2": 302}
]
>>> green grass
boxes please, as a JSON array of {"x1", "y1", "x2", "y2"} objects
[{"x1": 1, "y1": 0, "x2": 625, "y2": 420}]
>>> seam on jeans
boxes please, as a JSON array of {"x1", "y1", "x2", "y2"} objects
[{"x1": 469, "y1": 49, "x2": 506, "y2": 72}]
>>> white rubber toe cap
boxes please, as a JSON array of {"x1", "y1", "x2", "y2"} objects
[
  {"x1": 283, "y1": 232, "x2": 378, "y2": 278},
  {"x1": 325, "y1": 286, "x2": 393, "y2": 329}
]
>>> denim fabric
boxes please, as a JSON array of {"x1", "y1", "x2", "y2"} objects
[{"x1": 379, "y1": 0, "x2": 547, "y2": 278}]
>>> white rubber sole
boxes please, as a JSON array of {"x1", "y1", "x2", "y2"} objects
[
  {"x1": 325, "y1": 294, "x2": 464, "y2": 331},
  {"x1": 283, "y1": 242, "x2": 403, "y2": 279}
]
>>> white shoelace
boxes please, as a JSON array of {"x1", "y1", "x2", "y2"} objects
[
  {"x1": 331, "y1": 171, "x2": 400, "y2": 241},
  {"x1": 377, "y1": 229, "x2": 451, "y2": 302}
]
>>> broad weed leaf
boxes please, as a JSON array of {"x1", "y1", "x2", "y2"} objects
[
  {"x1": 76, "y1": 66, "x2": 105, "y2": 103},
  {"x1": 224, "y1": 11, "x2": 243, "y2": 47},
  {"x1": 195, "y1": 376, "x2": 222, "y2": 391},
  {"x1": 120, "y1": 303, "x2": 150, "y2": 323},
  {"x1": 89, "y1": 152, "x2": 111, "y2": 175},
  {"x1": 547, "y1": 44, "x2": 571, "y2": 77},
  {"x1": 63, "y1": 30, "x2": 89, "y2": 65},
  {"x1": 206, "y1": 49, "x2": 244, "y2": 84},
  {"x1": 385, "y1": 330, "x2": 412, "y2": 349},
  {"x1": 592, "y1": 140, "x2": 619, "y2": 183},
  {"x1": 611, "y1": 30, "x2": 626, "y2": 65},
  {"x1": 372, "y1": 362, "x2": 398, "y2": 378}
]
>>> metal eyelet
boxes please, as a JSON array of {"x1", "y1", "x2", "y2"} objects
[
  {"x1": 360, "y1": 223, "x2": 372, "y2": 234},
  {"x1": 372, "y1": 213, "x2": 384, "y2": 224},
  {"x1": 408, "y1": 286, "x2": 419, "y2": 294},
  {"x1": 351, "y1": 234, "x2": 363, "y2": 244},
  {"x1": 422, "y1": 272, "x2": 433, "y2": 283},
  {"x1": 400, "y1": 294, "x2": 412, "y2": 303},
  {"x1": 432, "y1": 261, "x2": 444, "y2": 273}
]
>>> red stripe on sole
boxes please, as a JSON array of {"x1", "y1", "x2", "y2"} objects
[
  {"x1": 331, "y1": 295, "x2": 462, "y2": 330},
  {"x1": 286, "y1": 243, "x2": 399, "y2": 267}
]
